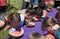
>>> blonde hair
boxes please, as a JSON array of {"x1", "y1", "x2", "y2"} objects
[
  {"x1": 42, "y1": 16, "x2": 57, "y2": 30},
  {"x1": 45, "y1": 1, "x2": 54, "y2": 7},
  {"x1": 28, "y1": 31, "x2": 45, "y2": 39}
]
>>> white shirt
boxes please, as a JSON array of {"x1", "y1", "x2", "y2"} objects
[{"x1": 24, "y1": 0, "x2": 30, "y2": 2}]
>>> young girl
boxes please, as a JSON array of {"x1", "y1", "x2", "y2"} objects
[
  {"x1": 5, "y1": 8, "x2": 40, "y2": 30},
  {"x1": 42, "y1": 16, "x2": 60, "y2": 34},
  {"x1": 3, "y1": 8, "x2": 39, "y2": 39}
]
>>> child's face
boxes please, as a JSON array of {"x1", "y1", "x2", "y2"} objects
[
  {"x1": 47, "y1": 26, "x2": 54, "y2": 34},
  {"x1": 47, "y1": 24, "x2": 60, "y2": 34},
  {"x1": 26, "y1": 13, "x2": 32, "y2": 20}
]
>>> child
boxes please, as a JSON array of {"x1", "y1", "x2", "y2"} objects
[
  {"x1": 45, "y1": 0, "x2": 54, "y2": 12},
  {"x1": 33, "y1": 5, "x2": 47, "y2": 20},
  {"x1": 42, "y1": 16, "x2": 60, "y2": 34},
  {"x1": 28, "y1": 31, "x2": 45, "y2": 39},
  {"x1": 5, "y1": 8, "x2": 39, "y2": 31},
  {"x1": 54, "y1": 11, "x2": 60, "y2": 39},
  {"x1": 0, "y1": 20, "x2": 5, "y2": 30},
  {"x1": 3, "y1": 8, "x2": 39, "y2": 39}
]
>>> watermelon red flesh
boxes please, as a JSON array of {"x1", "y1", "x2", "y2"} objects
[{"x1": 11, "y1": 30, "x2": 22, "y2": 35}]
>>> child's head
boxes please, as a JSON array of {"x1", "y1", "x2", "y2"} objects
[
  {"x1": 42, "y1": 17, "x2": 59, "y2": 34},
  {"x1": 6, "y1": 13, "x2": 20, "y2": 26},
  {"x1": 25, "y1": 8, "x2": 35, "y2": 20},
  {"x1": 46, "y1": 1, "x2": 54, "y2": 9},
  {"x1": 28, "y1": 31, "x2": 45, "y2": 39},
  {"x1": 25, "y1": 8, "x2": 41, "y2": 20},
  {"x1": 55, "y1": 11, "x2": 60, "y2": 22}
]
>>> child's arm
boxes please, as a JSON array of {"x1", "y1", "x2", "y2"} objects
[
  {"x1": 4, "y1": 25, "x2": 11, "y2": 31},
  {"x1": 17, "y1": 9, "x2": 27, "y2": 14}
]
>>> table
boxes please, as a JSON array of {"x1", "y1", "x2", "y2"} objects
[{"x1": 5, "y1": 8, "x2": 58, "y2": 39}]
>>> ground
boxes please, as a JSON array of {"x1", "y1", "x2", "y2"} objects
[{"x1": 0, "y1": 0, "x2": 22, "y2": 39}]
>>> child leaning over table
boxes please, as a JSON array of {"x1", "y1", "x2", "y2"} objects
[
  {"x1": 4, "y1": 8, "x2": 41, "y2": 31},
  {"x1": 41, "y1": 16, "x2": 60, "y2": 34}
]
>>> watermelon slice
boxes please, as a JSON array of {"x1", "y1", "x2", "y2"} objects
[{"x1": 9, "y1": 28, "x2": 24, "y2": 37}]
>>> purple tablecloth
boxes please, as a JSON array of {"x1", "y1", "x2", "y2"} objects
[
  {"x1": 46, "y1": 8, "x2": 58, "y2": 19},
  {"x1": 5, "y1": 8, "x2": 58, "y2": 39}
]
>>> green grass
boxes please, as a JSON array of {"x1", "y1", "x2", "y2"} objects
[
  {"x1": 6, "y1": 0, "x2": 22, "y2": 14},
  {"x1": 0, "y1": 0, "x2": 22, "y2": 39}
]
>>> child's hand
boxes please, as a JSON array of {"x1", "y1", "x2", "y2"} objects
[
  {"x1": 27, "y1": 22, "x2": 35, "y2": 27},
  {"x1": 33, "y1": 17, "x2": 39, "y2": 21},
  {"x1": 4, "y1": 25, "x2": 11, "y2": 31},
  {"x1": 42, "y1": 10, "x2": 47, "y2": 17}
]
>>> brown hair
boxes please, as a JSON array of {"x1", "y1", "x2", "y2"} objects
[
  {"x1": 55, "y1": 11, "x2": 60, "y2": 20},
  {"x1": 42, "y1": 16, "x2": 57, "y2": 30},
  {"x1": 28, "y1": 31, "x2": 45, "y2": 39},
  {"x1": 6, "y1": 13, "x2": 20, "y2": 26},
  {"x1": 55, "y1": 11, "x2": 60, "y2": 25}
]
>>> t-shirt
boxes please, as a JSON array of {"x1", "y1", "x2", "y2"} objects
[
  {"x1": 24, "y1": 0, "x2": 30, "y2": 2},
  {"x1": 54, "y1": 28, "x2": 60, "y2": 39},
  {"x1": 0, "y1": 15, "x2": 6, "y2": 22},
  {"x1": 0, "y1": 0, "x2": 7, "y2": 6}
]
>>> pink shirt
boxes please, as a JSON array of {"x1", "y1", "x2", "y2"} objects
[
  {"x1": 45, "y1": 34, "x2": 55, "y2": 39},
  {"x1": 0, "y1": 0, "x2": 7, "y2": 6}
]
